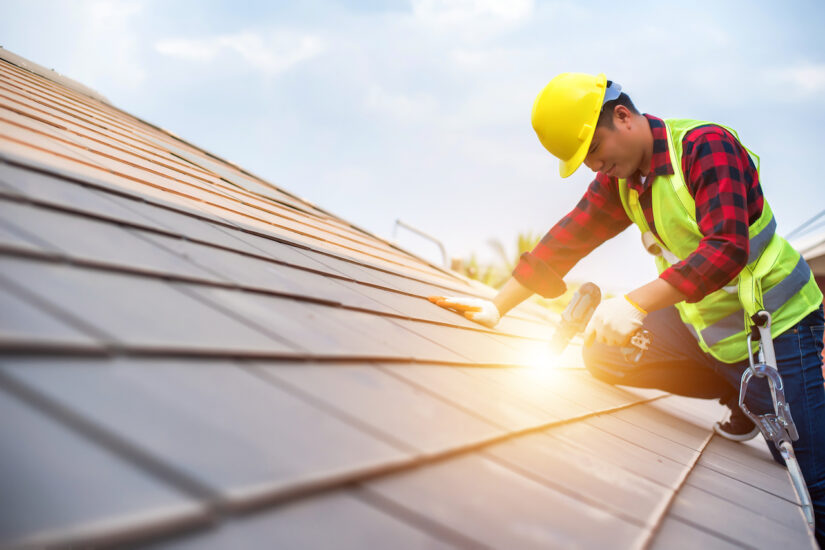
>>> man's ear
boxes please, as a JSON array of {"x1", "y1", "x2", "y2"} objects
[{"x1": 613, "y1": 105, "x2": 634, "y2": 129}]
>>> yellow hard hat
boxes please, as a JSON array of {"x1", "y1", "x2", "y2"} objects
[{"x1": 531, "y1": 73, "x2": 618, "y2": 178}]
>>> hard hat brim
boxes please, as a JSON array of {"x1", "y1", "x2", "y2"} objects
[
  {"x1": 559, "y1": 138, "x2": 592, "y2": 178},
  {"x1": 557, "y1": 73, "x2": 606, "y2": 178}
]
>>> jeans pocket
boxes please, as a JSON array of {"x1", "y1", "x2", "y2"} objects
[
  {"x1": 810, "y1": 325, "x2": 824, "y2": 356},
  {"x1": 772, "y1": 329, "x2": 805, "y2": 405}
]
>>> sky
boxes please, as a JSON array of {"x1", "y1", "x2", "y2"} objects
[{"x1": 2, "y1": 0, "x2": 824, "y2": 292}]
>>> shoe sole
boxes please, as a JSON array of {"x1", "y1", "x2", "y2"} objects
[{"x1": 713, "y1": 422, "x2": 760, "y2": 442}]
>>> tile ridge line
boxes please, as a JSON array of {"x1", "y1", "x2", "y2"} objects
[
  {"x1": 635, "y1": 431, "x2": 715, "y2": 550},
  {"x1": 696, "y1": 461, "x2": 799, "y2": 506},
  {"x1": 0, "y1": 122, "x2": 421, "y2": 268},
  {"x1": 0, "y1": 49, "x2": 112, "y2": 106},
  {"x1": 0, "y1": 152, "x2": 491, "y2": 297},
  {"x1": 0, "y1": 357, "x2": 666, "y2": 547},
  {"x1": 0, "y1": 244, "x2": 552, "y2": 344},
  {"x1": 207, "y1": 394, "x2": 669, "y2": 513}
]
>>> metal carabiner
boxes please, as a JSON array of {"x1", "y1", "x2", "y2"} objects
[
  {"x1": 738, "y1": 310, "x2": 814, "y2": 529},
  {"x1": 738, "y1": 364, "x2": 798, "y2": 443},
  {"x1": 742, "y1": 312, "x2": 798, "y2": 441}
]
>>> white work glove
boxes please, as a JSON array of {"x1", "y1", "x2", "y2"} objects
[
  {"x1": 428, "y1": 295, "x2": 501, "y2": 328},
  {"x1": 584, "y1": 295, "x2": 647, "y2": 347}
]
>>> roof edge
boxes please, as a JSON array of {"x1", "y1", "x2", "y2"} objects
[{"x1": 0, "y1": 46, "x2": 111, "y2": 105}]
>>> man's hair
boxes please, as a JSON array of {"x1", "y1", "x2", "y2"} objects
[{"x1": 597, "y1": 80, "x2": 639, "y2": 129}]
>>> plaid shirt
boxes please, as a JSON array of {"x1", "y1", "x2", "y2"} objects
[{"x1": 513, "y1": 114, "x2": 764, "y2": 303}]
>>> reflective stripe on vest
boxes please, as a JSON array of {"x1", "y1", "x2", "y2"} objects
[
  {"x1": 702, "y1": 256, "x2": 813, "y2": 347},
  {"x1": 747, "y1": 215, "x2": 776, "y2": 263}
]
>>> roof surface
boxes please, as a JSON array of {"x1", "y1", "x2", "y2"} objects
[
  {"x1": 793, "y1": 228, "x2": 825, "y2": 276},
  {"x1": 0, "y1": 49, "x2": 817, "y2": 549}
]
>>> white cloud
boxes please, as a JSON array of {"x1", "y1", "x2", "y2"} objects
[
  {"x1": 411, "y1": 0, "x2": 534, "y2": 41},
  {"x1": 155, "y1": 30, "x2": 324, "y2": 75},
  {"x1": 412, "y1": 0, "x2": 534, "y2": 24},
  {"x1": 77, "y1": 0, "x2": 147, "y2": 89},
  {"x1": 155, "y1": 38, "x2": 219, "y2": 61},
  {"x1": 88, "y1": 0, "x2": 142, "y2": 25},
  {"x1": 766, "y1": 63, "x2": 825, "y2": 97},
  {"x1": 365, "y1": 85, "x2": 438, "y2": 122},
  {"x1": 449, "y1": 48, "x2": 487, "y2": 68}
]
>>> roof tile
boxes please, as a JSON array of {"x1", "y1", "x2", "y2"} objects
[{"x1": 0, "y1": 384, "x2": 208, "y2": 548}]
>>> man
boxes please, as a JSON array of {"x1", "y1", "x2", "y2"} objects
[{"x1": 430, "y1": 73, "x2": 825, "y2": 543}]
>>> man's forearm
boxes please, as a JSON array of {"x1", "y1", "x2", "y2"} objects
[
  {"x1": 493, "y1": 272, "x2": 685, "y2": 321},
  {"x1": 626, "y1": 277, "x2": 687, "y2": 313},
  {"x1": 493, "y1": 277, "x2": 534, "y2": 316}
]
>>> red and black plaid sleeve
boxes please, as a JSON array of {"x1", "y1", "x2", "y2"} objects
[
  {"x1": 512, "y1": 172, "x2": 631, "y2": 298},
  {"x1": 659, "y1": 125, "x2": 763, "y2": 302}
]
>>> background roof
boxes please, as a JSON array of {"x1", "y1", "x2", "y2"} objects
[
  {"x1": 790, "y1": 214, "x2": 825, "y2": 276},
  {"x1": 0, "y1": 48, "x2": 816, "y2": 549}
]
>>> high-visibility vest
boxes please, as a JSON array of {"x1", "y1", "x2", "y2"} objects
[{"x1": 617, "y1": 118, "x2": 823, "y2": 363}]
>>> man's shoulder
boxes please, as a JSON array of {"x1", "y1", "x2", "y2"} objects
[
  {"x1": 679, "y1": 122, "x2": 742, "y2": 157},
  {"x1": 680, "y1": 122, "x2": 738, "y2": 145}
]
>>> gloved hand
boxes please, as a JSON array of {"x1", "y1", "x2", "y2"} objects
[
  {"x1": 428, "y1": 295, "x2": 501, "y2": 328},
  {"x1": 583, "y1": 295, "x2": 647, "y2": 346}
]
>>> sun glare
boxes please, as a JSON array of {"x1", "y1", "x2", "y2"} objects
[
  {"x1": 523, "y1": 344, "x2": 558, "y2": 371},
  {"x1": 518, "y1": 340, "x2": 585, "y2": 384}
]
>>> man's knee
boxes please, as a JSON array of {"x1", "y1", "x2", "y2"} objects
[{"x1": 582, "y1": 343, "x2": 625, "y2": 385}]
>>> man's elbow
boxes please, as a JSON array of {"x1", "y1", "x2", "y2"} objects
[{"x1": 730, "y1": 241, "x2": 750, "y2": 274}]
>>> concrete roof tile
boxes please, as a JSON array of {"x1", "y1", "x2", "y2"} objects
[
  {"x1": 380, "y1": 364, "x2": 558, "y2": 431},
  {"x1": 650, "y1": 517, "x2": 741, "y2": 550},
  {"x1": 0, "y1": 277, "x2": 103, "y2": 352},
  {"x1": 0, "y1": 256, "x2": 297, "y2": 354},
  {"x1": 666, "y1": 483, "x2": 814, "y2": 549},
  {"x1": 0, "y1": 358, "x2": 408, "y2": 507},
  {"x1": 483, "y1": 430, "x2": 669, "y2": 525},
  {"x1": 251, "y1": 362, "x2": 502, "y2": 454},
  {"x1": 365, "y1": 453, "x2": 644, "y2": 549},
  {"x1": 144, "y1": 489, "x2": 453, "y2": 550},
  {"x1": 0, "y1": 384, "x2": 208, "y2": 548}
]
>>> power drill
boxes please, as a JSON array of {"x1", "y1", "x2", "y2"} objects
[
  {"x1": 550, "y1": 282, "x2": 651, "y2": 363},
  {"x1": 550, "y1": 282, "x2": 601, "y2": 354}
]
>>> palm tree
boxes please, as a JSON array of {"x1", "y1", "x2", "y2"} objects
[
  {"x1": 486, "y1": 230, "x2": 541, "y2": 283},
  {"x1": 457, "y1": 231, "x2": 593, "y2": 314}
]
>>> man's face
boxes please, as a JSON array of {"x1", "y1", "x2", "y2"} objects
[{"x1": 583, "y1": 118, "x2": 645, "y2": 179}]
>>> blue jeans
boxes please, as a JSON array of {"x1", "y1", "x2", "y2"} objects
[{"x1": 582, "y1": 305, "x2": 825, "y2": 545}]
